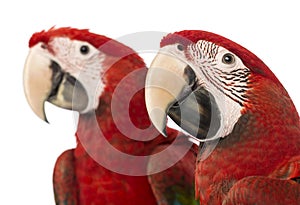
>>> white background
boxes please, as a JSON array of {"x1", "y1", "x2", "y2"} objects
[{"x1": 1, "y1": 1, "x2": 299, "y2": 204}]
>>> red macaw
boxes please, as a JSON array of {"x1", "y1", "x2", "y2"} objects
[
  {"x1": 145, "y1": 30, "x2": 300, "y2": 204},
  {"x1": 23, "y1": 27, "x2": 198, "y2": 205}
]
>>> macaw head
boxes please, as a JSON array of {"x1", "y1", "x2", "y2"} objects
[
  {"x1": 145, "y1": 30, "x2": 293, "y2": 143},
  {"x1": 24, "y1": 27, "x2": 141, "y2": 122}
]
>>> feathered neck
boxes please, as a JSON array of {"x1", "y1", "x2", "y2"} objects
[
  {"x1": 75, "y1": 53, "x2": 173, "y2": 156},
  {"x1": 243, "y1": 75, "x2": 299, "y2": 125}
]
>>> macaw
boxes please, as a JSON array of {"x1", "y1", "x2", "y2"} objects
[
  {"x1": 145, "y1": 30, "x2": 300, "y2": 204},
  {"x1": 23, "y1": 27, "x2": 199, "y2": 205}
]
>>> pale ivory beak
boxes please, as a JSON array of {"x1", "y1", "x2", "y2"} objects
[
  {"x1": 145, "y1": 52, "x2": 218, "y2": 139},
  {"x1": 145, "y1": 53, "x2": 192, "y2": 136},
  {"x1": 23, "y1": 45, "x2": 88, "y2": 122},
  {"x1": 23, "y1": 47, "x2": 53, "y2": 121}
]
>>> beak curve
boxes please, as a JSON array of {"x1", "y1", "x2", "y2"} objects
[
  {"x1": 23, "y1": 46, "x2": 52, "y2": 122},
  {"x1": 145, "y1": 53, "x2": 199, "y2": 136},
  {"x1": 145, "y1": 52, "x2": 220, "y2": 139},
  {"x1": 23, "y1": 44, "x2": 89, "y2": 122},
  {"x1": 145, "y1": 53, "x2": 187, "y2": 136}
]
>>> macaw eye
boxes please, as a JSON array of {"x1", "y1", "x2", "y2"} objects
[
  {"x1": 222, "y1": 53, "x2": 235, "y2": 65},
  {"x1": 41, "y1": 43, "x2": 47, "y2": 49},
  {"x1": 177, "y1": 44, "x2": 184, "y2": 51},
  {"x1": 80, "y1": 45, "x2": 90, "y2": 55}
]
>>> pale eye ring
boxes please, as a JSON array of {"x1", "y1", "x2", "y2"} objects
[
  {"x1": 80, "y1": 45, "x2": 90, "y2": 55},
  {"x1": 222, "y1": 53, "x2": 235, "y2": 65},
  {"x1": 177, "y1": 44, "x2": 184, "y2": 51}
]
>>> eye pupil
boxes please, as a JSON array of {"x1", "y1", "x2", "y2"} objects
[
  {"x1": 41, "y1": 43, "x2": 47, "y2": 49},
  {"x1": 80, "y1": 45, "x2": 89, "y2": 55},
  {"x1": 177, "y1": 44, "x2": 184, "y2": 51},
  {"x1": 222, "y1": 53, "x2": 235, "y2": 64}
]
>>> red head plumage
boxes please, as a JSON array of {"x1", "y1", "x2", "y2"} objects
[
  {"x1": 161, "y1": 30, "x2": 281, "y2": 85},
  {"x1": 29, "y1": 27, "x2": 134, "y2": 57}
]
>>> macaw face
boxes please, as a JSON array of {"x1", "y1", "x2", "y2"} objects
[
  {"x1": 23, "y1": 28, "x2": 128, "y2": 122},
  {"x1": 145, "y1": 31, "x2": 268, "y2": 143},
  {"x1": 185, "y1": 40, "x2": 251, "y2": 105}
]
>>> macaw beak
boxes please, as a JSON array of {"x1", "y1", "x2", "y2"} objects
[
  {"x1": 23, "y1": 44, "x2": 88, "y2": 122},
  {"x1": 145, "y1": 52, "x2": 220, "y2": 139}
]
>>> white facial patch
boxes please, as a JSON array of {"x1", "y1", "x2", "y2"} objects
[
  {"x1": 49, "y1": 37, "x2": 106, "y2": 113},
  {"x1": 187, "y1": 40, "x2": 251, "y2": 141}
]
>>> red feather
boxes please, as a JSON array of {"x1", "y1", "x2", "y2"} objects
[
  {"x1": 30, "y1": 28, "x2": 197, "y2": 204},
  {"x1": 161, "y1": 30, "x2": 300, "y2": 204},
  {"x1": 161, "y1": 30, "x2": 281, "y2": 85},
  {"x1": 29, "y1": 27, "x2": 134, "y2": 57}
]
